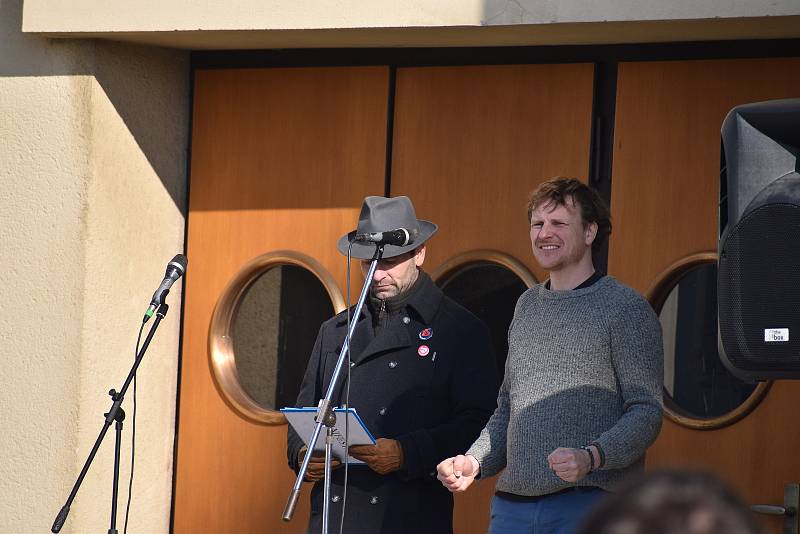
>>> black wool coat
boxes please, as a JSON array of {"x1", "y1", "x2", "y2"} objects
[{"x1": 287, "y1": 273, "x2": 499, "y2": 534}]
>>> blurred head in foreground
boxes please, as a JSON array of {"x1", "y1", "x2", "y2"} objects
[{"x1": 579, "y1": 470, "x2": 761, "y2": 534}]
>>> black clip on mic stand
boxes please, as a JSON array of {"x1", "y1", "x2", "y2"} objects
[
  {"x1": 51, "y1": 300, "x2": 171, "y2": 534},
  {"x1": 283, "y1": 244, "x2": 384, "y2": 534}
]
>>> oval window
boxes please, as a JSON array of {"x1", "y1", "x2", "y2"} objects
[
  {"x1": 647, "y1": 253, "x2": 770, "y2": 429},
  {"x1": 433, "y1": 250, "x2": 536, "y2": 379},
  {"x1": 209, "y1": 251, "x2": 344, "y2": 424}
]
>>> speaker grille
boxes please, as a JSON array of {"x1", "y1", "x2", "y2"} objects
[{"x1": 719, "y1": 203, "x2": 800, "y2": 373}]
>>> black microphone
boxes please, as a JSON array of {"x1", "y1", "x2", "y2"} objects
[
  {"x1": 353, "y1": 228, "x2": 418, "y2": 247},
  {"x1": 143, "y1": 254, "x2": 187, "y2": 323}
]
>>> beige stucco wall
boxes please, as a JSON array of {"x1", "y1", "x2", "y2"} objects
[{"x1": 0, "y1": 0, "x2": 189, "y2": 531}]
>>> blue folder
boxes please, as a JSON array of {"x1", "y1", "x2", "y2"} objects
[{"x1": 281, "y1": 407, "x2": 376, "y2": 464}]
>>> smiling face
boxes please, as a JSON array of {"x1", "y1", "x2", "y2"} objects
[
  {"x1": 529, "y1": 197, "x2": 597, "y2": 274},
  {"x1": 361, "y1": 246, "x2": 426, "y2": 300}
]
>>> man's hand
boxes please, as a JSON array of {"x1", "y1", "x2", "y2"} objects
[
  {"x1": 436, "y1": 454, "x2": 480, "y2": 493},
  {"x1": 547, "y1": 447, "x2": 592, "y2": 483},
  {"x1": 298, "y1": 445, "x2": 342, "y2": 482},
  {"x1": 349, "y1": 438, "x2": 404, "y2": 475}
]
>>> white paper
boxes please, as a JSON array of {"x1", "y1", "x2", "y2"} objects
[{"x1": 281, "y1": 407, "x2": 376, "y2": 464}]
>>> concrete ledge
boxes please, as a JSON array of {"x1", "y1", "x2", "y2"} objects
[
  {"x1": 23, "y1": 16, "x2": 800, "y2": 50},
  {"x1": 22, "y1": 0, "x2": 800, "y2": 49}
]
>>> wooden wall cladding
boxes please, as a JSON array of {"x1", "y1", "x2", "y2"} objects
[
  {"x1": 391, "y1": 64, "x2": 595, "y2": 283},
  {"x1": 390, "y1": 63, "x2": 595, "y2": 533},
  {"x1": 609, "y1": 57, "x2": 800, "y2": 534},
  {"x1": 174, "y1": 67, "x2": 389, "y2": 533}
]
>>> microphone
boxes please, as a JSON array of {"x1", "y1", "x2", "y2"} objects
[
  {"x1": 353, "y1": 228, "x2": 418, "y2": 247},
  {"x1": 143, "y1": 254, "x2": 187, "y2": 323}
]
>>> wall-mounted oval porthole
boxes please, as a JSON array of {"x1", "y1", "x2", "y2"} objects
[
  {"x1": 432, "y1": 250, "x2": 537, "y2": 380},
  {"x1": 209, "y1": 251, "x2": 345, "y2": 425},
  {"x1": 646, "y1": 252, "x2": 771, "y2": 430}
]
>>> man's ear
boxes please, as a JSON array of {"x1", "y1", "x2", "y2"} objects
[
  {"x1": 414, "y1": 245, "x2": 427, "y2": 267},
  {"x1": 585, "y1": 222, "x2": 598, "y2": 246}
]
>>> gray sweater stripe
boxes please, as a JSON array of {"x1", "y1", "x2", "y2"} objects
[{"x1": 467, "y1": 276, "x2": 663, "y2": 496}]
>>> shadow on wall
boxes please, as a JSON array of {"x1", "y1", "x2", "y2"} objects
[
  {"x1": 481, "y1": 0, "x2": 541, "y2": 25},
  {"x1": 0, "y1": 0, "x2": 190, "y2": 213},
  {"x1": 93, "y1": 41, "x2": 190, "y2": 213}
]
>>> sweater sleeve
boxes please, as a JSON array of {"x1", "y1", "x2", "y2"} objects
[
  {"x1": 466, "y1": 376, "x2": 509, "y2": 478},
  {"x1": 592, "y1": 294, "x2": 664, "y2": 470},
  {"x1": 465, "y1": 291, "x2": 532, "y2": 478}
]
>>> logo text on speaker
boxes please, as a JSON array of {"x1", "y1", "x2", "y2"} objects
[{"x1": 764, "y1": 328, "x2": 789, "y2": 342}]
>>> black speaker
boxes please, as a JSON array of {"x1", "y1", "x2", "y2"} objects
[{"x1": 718, "y1": 99, "x2": 800, "y2": 381}]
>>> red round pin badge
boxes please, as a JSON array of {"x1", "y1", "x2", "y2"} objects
[{"x1": 417, "y1": 345, "x2": 430, "y2": 357}]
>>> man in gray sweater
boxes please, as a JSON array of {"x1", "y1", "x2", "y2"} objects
[{"x1": 436, "y1": 178, "x2": 663, "y2": 534}]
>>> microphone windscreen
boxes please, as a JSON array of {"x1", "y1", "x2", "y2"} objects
[{"x1": 170, "y1": 254, "x2": 188, "y2": 273}]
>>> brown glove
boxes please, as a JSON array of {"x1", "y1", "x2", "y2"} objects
[
  {"x1": 298, "y1": 446, "x2": 342, "y2": 482},
  {"x1": 349, "y1": 438, "x2": 404, "y2": 475}
]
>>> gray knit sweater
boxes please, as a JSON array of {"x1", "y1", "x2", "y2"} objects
[{"x1": 467, "y1": 276, "x2": 663, "y2": 495}]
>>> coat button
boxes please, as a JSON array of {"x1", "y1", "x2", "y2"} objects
[
  {"x1": 370, "y1": 496, "x2": 379, "y2": 505},
  {"x1": 350, "y1": 361, "x2": 355, "y2": 367},
  {"x1": 378, "y1": 407, "x2": 387, "y2": 416},
  {"x1": 402, "y1": 316, "x2": 410, "y2": 324},
  {"x1": 331, "y1": 495, "x2": 340, "y2": 503},
  {"x1": 388, "y1": 360, "x2": 398, "y2": 368}
]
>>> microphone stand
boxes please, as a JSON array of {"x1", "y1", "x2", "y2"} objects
[
  {"x1": 283, "y1": 245, "x2": 384, "y2": 533},
  {"x1": 51, "y1": 304, "x2": 170, "y2": 534}
]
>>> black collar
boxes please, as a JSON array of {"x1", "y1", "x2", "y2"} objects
[
  {"x1": 336, "y1": 271, "x2": 443, "y2": 326},
  {"x1": 544, "y1": 270, "x2": 605, "y2": 291},
  {"x1": 400, "y1": 271, "x2": 442, "y2": 325}
]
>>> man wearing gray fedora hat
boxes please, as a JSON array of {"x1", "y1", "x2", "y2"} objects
[{"x1": 288, "y1": 195, "x2": 499, "y2": 534}]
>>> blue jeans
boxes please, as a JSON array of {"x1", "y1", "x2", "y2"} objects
[{"x1": 488, "y1": 488, "x2": 606, "y2": 534}]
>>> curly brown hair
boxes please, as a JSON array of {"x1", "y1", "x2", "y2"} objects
[{"x1": 526, "y1": 177, "x2": 612, "y2": 255}]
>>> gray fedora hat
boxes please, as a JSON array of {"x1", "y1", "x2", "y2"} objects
[{"x1": 337, "y1": 196, "x2": 438, "y2": 260}]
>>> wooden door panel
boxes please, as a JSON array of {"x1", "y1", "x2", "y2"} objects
[
  {"x1": 391, "y1": 63, "x2": 595, "y2": 533},
  {"x1": 392, "y1": 64, "x2": 595, "y2": 280},
  {"x1": 174, "y1": 66, "x2": 389, "y2": 533},
  {"x1": 609, "y1": 57, "x2": 800, "y2": 533}
]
